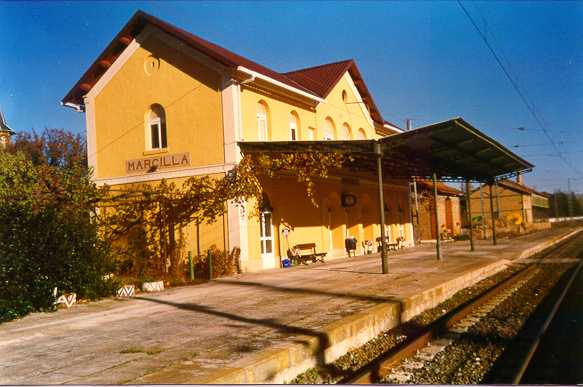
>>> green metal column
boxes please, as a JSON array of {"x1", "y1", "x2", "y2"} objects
[
  {"x1": 188, "y1": 251, "x2": 194, "y2": 281},
  {"x1": 374, "y1": 142, "x2": 388, "y2": 274},
  {"x1": 489, "y1": 183, "x2": 497, "y2": 246},
  {"x1": 432, "y1": 172, "x2": 442, "y2": 260},
  {"x1": 465, "y1": 180, "x2": 475, "y2": 252}
]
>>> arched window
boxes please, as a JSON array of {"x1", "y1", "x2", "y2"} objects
[
  {"x1": 307, "y1": 127, "x2": 316, "y2": 140},
  {"x1": 257, "y1": 101, "x2": 269, "y2": 140},
  {"x1": 148, "y1": 104, "x2": 167, "y2": 149},
  {"x1": 357, "y1": 128, "x2": 367, "y2": 140},
  {"x1": 341, "y1": 123, "x2": 352, "y2": 140},
  {"x1": 342, "y1": 90, "x2": 348, "y2": 103},
  {"x1": 289, "y1": 111, "x2": 300, "y2": 141},
  {"x1": 323, "y1": 117, "x2": 336, "y2": 140}
]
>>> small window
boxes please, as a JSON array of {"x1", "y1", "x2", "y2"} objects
[
  {"x1": 257, "y1": 101, "x2": 269, "y2": 140},
  {"x1": 342, "y1": 90, "x2": 348, "y2": 103},
  {"x1": 289, "y1": 111, "x2": 300, "y2": 141},
  {"x1": 148, "y1": 104, "x2": 167, "y2": 149}
]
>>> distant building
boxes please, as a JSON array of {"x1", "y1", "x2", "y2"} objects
[
  {"x1": 0, "y1": 110, "x2": 15, "y2": 149},
  {"x1": 469, "y1": 176, "x2": 550, "y2": 227},
  {"x1": 413, "y1": 181, "x2": 463, "y2": 241}
]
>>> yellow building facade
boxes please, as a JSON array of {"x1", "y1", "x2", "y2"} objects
[{"x1": 63, "y1": 11, "x2": 413, "y2": 272}]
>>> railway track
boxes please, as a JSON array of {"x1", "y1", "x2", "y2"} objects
[{"x1": 342, "y1": 232, "x2": 583, "y2": 384}]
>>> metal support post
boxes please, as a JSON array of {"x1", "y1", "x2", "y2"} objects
[
  {"x1": 567, "y1": 178, "x2": 574, "y2": 217},
  {"x1": 466, "y1": 180, "x2": 475, "y2": 252},
  {"x1": 494, "y1": 181, "x2": 501, "y2": 220},
  {"x1": 413, "y1": 178, "x2": 420, "y2": 224},
  {"x1": 374, "y1": 142, "x2": 388, "y2": 274},
  {"x1": 196, "y1": 220, "x2": 201, "y2": 258},
  {"x1": 432, "y1": 172, "x2": 442, "y2": 260},
  {"x1": 489, "y1": 183, "x2": 497, "y2": 246},
  {"x1": 188, "y1": 251, "x2": 194, "y2": 281},
  {"x1": 208, "y1": 250, "x2": 213, "y2": 280},
  {"x1": 480, "y1": 184, "x2": 485, "y2": 237}
]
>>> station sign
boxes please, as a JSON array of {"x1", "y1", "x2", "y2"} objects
[{"x1": 126, "y1": 152, "x2": 191, "y2": 174}]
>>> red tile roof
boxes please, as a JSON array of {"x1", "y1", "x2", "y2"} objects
[
  {"x1": 284, "y1": 60, "x2": 354, "y2": 98},
  {"x1": 62, "y1": 10, "x2": 398, "y2": 128},
  {"x1": 418, "y1": 181, "x2": 464, "y2": 196},
  {"x1": 497, "y1": 179, "x2": 536, "y2": 195}
]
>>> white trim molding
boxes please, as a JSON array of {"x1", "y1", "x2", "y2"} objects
[
  {"x1": 83, "y1": 96, "x2": 98, "y2": 178},
  {"x1": 344, "y1": 72, "x2": 374, "y2": 128},
  {"x1": 384, "y1": 123, "x2": 403, "y2": 133},
  {"x1": 86, "y1": 33, "x2": 147, "y2": 101},
  {"x1": 237, "y1": 66, "x2": 325, "y2": 103},
  {"x1": 93, "y1": 163, "x2": 235, "y2": 186}
]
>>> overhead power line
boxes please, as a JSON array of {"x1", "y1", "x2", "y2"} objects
[{"x1": 456, "y1": 0, "x2": 583, "y2": 177}]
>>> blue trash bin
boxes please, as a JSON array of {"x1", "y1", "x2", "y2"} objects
[{"x1": 282, "y1": 258, "x2": 291, "y2": 268}]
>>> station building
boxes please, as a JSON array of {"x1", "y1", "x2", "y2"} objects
[{"x1": 62, "y1": 11, "x2": 413, "y2": 272}]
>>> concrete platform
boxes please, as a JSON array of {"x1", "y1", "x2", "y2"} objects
[{"x1": 1, "y1": 227, "x2": 580, "y2": 384}]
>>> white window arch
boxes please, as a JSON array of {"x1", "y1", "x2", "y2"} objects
[
  {"x1": 357, "y1": 128, "x2": 367, "y2": 140},
  {"x1": 307, "y1": 127, "x2": 316, "y2": 140},
  {"x1": 289, "y1": 111, "x2": 300, "y2": 141},
  {"x1": 257, "y1": 101, "x2": 269, "y2": 140},
  {"x1": 147, "y1": 104, "x2": 167, "y2": 149},
  {"x1": 323, "y1": 117, "x2": 336, "y2": 140},
  {"x1": 341, "y1": 123, "x2": 352, "y2": 140}
]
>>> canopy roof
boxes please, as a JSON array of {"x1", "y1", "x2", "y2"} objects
[{"x1": 238, "y1": 117, "x2": 534, "y2": 183}]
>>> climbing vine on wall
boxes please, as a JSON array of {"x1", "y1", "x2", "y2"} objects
[{"x1": 99, "y1": 150, "x2": 348, "y2": 277}]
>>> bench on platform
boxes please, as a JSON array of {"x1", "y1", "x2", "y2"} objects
[
  {"x1": 288, "y1": 243, "x2": 327, "y2": 265},
  {"x1": 376, "y1": 237, "x2": 399, "y2": 252}
]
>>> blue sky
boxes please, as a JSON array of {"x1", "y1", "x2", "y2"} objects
[{"x1": 1, "y1": 1, "x2": 582, "y2": 192}]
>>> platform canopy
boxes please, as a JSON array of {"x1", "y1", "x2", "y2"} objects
[{"x1": 238, "y1": 117, "x2": 534, "y2": 183}]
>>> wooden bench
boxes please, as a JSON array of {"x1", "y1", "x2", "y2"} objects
[
  {"x1": 376, "y1": 237, "x2": 399, "y2": 252},
  {"x1": 288, "y1": 243, "x2": 327, "y2": 265}
]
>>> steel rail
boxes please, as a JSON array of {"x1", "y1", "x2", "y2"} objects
[
  {"x1": 511, "y1": 256, "x2": 583, "y2": 384},
  {"x1": 343, "y1": 266, "x2": 537, "y2": 384},
  {"x1": 343, "y1": 231, "x2": 581, "y2": 384}
]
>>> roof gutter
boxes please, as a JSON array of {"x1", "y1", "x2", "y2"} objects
[
  {"x1": 61, "y1": 101, "x2": 84, "y2": 113},
  {"x1": 237, "y1": 66, "x2": 325, "y2": 103},
  {"x1": 384, "y1": 123, "x2": 403, "y2": 133}
]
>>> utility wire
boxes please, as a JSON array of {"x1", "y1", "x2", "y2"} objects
[{"x1": 457, "y1": 0, "x2": 582, "y2": 177}]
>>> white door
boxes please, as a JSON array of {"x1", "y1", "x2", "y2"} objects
[{"x1": 260, "y1": 211, "x2": 274, "y2": 260}]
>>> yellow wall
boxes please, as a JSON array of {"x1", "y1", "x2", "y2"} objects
[
  {"x1": 93, "y1": 34, "x2": 225, "y2": 179},
  {"x1": 469, "y1": 185, "x2": 532, "y2": 225},
  {"x1": 241, "y1": 72, "x2": 379, "y2": 141},
  {"x1": 107, "y1": 174, "x2": 227, "y2": 263},
  {"x1": 242, "y1": 174, "x2": 413, "y2": 271}
]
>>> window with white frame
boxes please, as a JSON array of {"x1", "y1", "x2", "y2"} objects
[
  {"x1": 257, "y1": 101, "x2": 269, "y2": 140},
  {"x1": 323, "y1": 117, "x2": 335, "y2": 140},
  {"x1": 289, "y1": 111, "x2": 300, "y2": 140},
  {"x1": 148, "y1": 104, "x2": 167, "y2": 149}
]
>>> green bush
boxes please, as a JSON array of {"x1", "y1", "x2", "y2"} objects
[{"x1": 0, "y1": 150, "x2": 117, "y2": 323}]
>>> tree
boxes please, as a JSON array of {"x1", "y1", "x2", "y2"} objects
[{"x1": 0, "y1": 130, "x2": 115, "y2": 323}]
